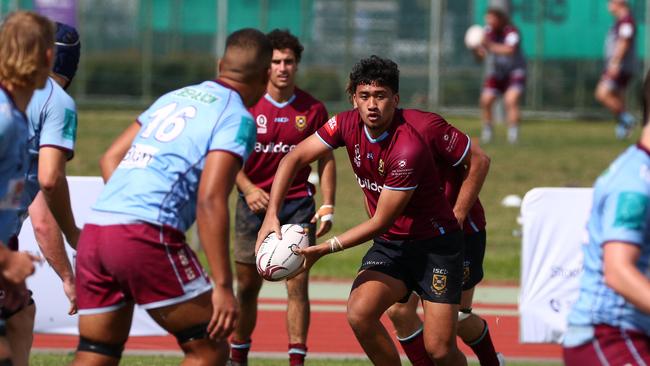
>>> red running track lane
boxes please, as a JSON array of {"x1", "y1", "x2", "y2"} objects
[{"x1": 33, "y1": 300, "x2": 561, "y2": 361}]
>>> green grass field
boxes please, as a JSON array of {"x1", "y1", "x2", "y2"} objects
[{"x1": 71, "y1": 109, "x2": 633, "y2": 282}]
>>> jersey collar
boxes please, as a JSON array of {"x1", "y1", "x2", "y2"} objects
[
  {"x1": 363, "y1": 125, "x2": 390, "y2": 143},
  {"x1": 264, "y1": 93, "x2": 296, "y2": 108},
  {"x1": 213, "y1": 79, "x2": 243, "y2": 100},
  {"x1": 637, "y1": 142, "x2": 650, "y2": 158}
]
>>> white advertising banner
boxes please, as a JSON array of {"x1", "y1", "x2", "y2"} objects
[
  {"x1": 21, "y1": 176, "x2": 167, "y2": 335},
  {"x1": 519, "y1": 187, "x2": 593, "y2": 343}
]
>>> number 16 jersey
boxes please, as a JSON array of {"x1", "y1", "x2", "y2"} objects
[{"x1": 93, "y1": 80, "x2": 256, "y2": 232}]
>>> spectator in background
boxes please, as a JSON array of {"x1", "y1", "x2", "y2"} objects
[
  {"x1": 473, "y1": 7, "x2": 527, "y2": 144},
  {"x1": 563, "y1": 69, "x2": 650, "y2": 364},
  {"x1": 596, "y1": 0, "x2": 637, "y2": 139}
]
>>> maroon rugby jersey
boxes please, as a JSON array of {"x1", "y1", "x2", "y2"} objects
[
  {"x1": 315, "y1": 109, "x2": 459, "y2": 241},
  {"x1": 402, "y1": 110, "x2": 486, "y2": 235},
  {"x1": 246, "y1": 88, "x2": 328, "y2": 199}
]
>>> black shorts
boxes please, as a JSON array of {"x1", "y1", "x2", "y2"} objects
[
  {"x1": 462, "y1": 230, "x2": 486, "y2": 290},
  {"x1": 234, "y1": 195, "x2": 316, "y2": 264},
  {"x1": 358, "y1": 231, "x2": 464, "y2": 304}
]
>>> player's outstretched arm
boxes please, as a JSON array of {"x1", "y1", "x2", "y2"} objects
[
  {"x1": 312, "y1": 151, "x2": 336, "y2": 237},
  {"x1": 37, "y1": 147, "x2": 80, "y2": 247},
  {"x1": 28, "y1": 192, "x2": 76, "y2": 314},
  {"x1": 453, "y1": 141, "x2": 490, "y2": 226},
  {"x1": 196, "y1": 150, "x2": 241, "y2": 340},
  {"x1": 99, "y1": 121, "x2": 140, "y2": 182},
  {"x1": 603, "y1": 242, "x2": 650, "y2": 314},
  {"x1": 256, "y1": 134, "x2": 332, "y2": 251},
  {"x1": 297, "y1": 188, "x2": 414, "y2": 271}
]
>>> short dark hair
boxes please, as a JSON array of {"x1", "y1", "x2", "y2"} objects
[
  {"x1": 347, "y1": 55, "x2": 399, "y2": 96},
  {"x1": 225, "y1": 28, "x2": 272, "y2": 56},
  {"x1": 643, "y1": 71, "x2": 650, "y2": 126},
  {"x1": 487, "y1": 7, "x2": 511, "y2": 26},
  {"x1": 267, "y1": 29, "x2": 304, "y2": 63},
  {"x1": 223, "y1": 28, "x2": 272, "y2": 82}
]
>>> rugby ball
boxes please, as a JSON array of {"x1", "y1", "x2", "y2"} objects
[
  {"x1": 256, "y1": 224, "x2": 309, "y2": 281},
  {"x1": 464, "y1": 24, "x2": 485, "y2": 49}
]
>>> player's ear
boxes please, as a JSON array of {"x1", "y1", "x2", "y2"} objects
[
  {"x1": 393, "y1": 92, "x2": 400, "y2": 106},
  {"x1": 216, "y1": 58, "x2": 222, "y2": 77}
]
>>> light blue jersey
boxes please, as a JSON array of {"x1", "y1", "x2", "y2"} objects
[
  {"x1": 92, "y1": 80, "x2": 256, "y2": 232},
  {"x1": 0, "y1": 87, "x2": 29, "y2": 244},
  {"x1": 8, "y1": 77, "x2": 77, "y2": 236},
  {"x1": 565, "y1": 144, "x2": 650, "y2": 346}
]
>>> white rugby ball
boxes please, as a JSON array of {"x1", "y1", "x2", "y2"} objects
[
  {"x1": 464, "y1": 24, "x2": 485, "y2": 49},
  {"x1": 256, "y1": 224, "x2": 309, "y2": 281}
]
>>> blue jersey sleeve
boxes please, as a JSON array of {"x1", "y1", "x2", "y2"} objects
[
  {"x1": 209, "y1": 108, "x2": 256, "y2": 163},
  {"x1": 601, "y1": 188, "x2": 649, "y2": 246},
  {"x1": 39, "y1": 87, "x2": 77, "y2": 159}
]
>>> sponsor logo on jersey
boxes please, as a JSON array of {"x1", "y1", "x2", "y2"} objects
[
  {"x1": 378, "y1": 158, "x2": 385, "y2": 176},
  {"x1": 398, "y1": 159, "x2": 407, "y2": 168},
  {"x1": 366, "y1": 152, "x2": 374, "y2": 160},
  {"x1": 254, "y1": 141, "x2": 297, "y2": 153},
  {"x1": 324, "y1": 116, "x2": 337, "y2": 136},
  {"x1": 275, "y1": 117, "x2": 289, "y2": 123},
  {"x1": 0, "y1": 178, "x2": 24, "y2": 209},
  {"x1": 295, "y1": 116, "x2": 307, "y2": 132},
  {"x1": 62, "y1": 108, "x2": 77, "y2": 141},
  {"x1": 256, "y1": 114, "x2": 268, "y2": 134},
  {"x1": 175, "y1": 87, "x2": 218, "y2": 104},
  {"x1": 354, "y1": 144, "x2": 361, "y2": 167},
  {"x1": 355, "y1": 174, "x2": 382, "y2": 193},
  {"x1": 119, "y1": 143, "x2": 159, "y2": 169}
]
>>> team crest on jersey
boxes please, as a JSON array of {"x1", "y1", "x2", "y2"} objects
[
  {"x1": 431, "y1": 274, "x2": 447, "y2": 295},
  {"x1": 378, "y1": 159, "x2": 385, "y2": 176},
  {"x1": 295, "y1": 115, "x2": 307, "y2": 132},
  {"x1": 324, "y1": 116, "x2": 337, "y2": 136},
  {"x1": 256, "y1": 114, "x2": 268, "y2": 134}
]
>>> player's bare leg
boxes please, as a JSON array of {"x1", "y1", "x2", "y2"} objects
[
  {"x1": 347, "y1": 270, "x2": 407, "y2": 366},
  {"x1": 595, "y1": 81, "x2": 624, "y2": 115},
  {"x1": 504, "y1": 87, "x2": 522, "y2": 144},
  {"x1": 386, "y1": 293, "x2": 434, "y2": 366},
  {"x1": 148, "y1": 291, "x2": 229, "y2": 365},
  {"x1": 457, "y1": 288, "x2": 502, "y2": 365},
  {"x1": 71, "y1": 302, "x2": 134, "y2": 366},
  {"x1": 480, "y1": 91, "x2": 498, "y2": 143},
  {"x1": 422, "y1": 300, "x2": 467, "y2": 366},
  {"x1": 6, "y1": 302, "x2": 35, "y2": 366},
  {"x1": 285, "y1": 269, "x2": 309, "y2": 365},
  {"x1": 230, "y1": 262, "x2": 263, "y2": 364}
]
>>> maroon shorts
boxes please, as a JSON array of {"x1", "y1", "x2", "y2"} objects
[
  {"x1": 76, "y1": 223, "x2": 212, "y2": 314},
  {"x1": 563, "y1": 324, "x2": 650, "y2": 365},
  {"x1": 483, "y1": 70, "x2": 526, "y2": 95}
]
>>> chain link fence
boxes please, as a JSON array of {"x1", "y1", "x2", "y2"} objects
[{"x1": 2, "y1": 0, "x2": 649, "y2": 118}]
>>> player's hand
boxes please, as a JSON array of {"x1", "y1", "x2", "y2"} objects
[
  {"x1": 65, "y1": 227, "x2": 81, "y2": 250},
  {"x1": 244, "y1": 187, "x2": 270, "y2": 214},
  {"x1": 453, "y1": 209, "x2": 466, "y2": 230},
  {"x1": 310, "y1": 205, "x2": 334, "y2": 238},
  {"x1": 207, "y1": 285, "x2": 238, "y2": 340},
  {"x1": 62, "y1": 277, "x2": 77, "y2": 315},
  {"x1": 2, "y1": 251, "x2": 42, "y2": 285},
  {"x1": 256, "y1": 215, "x2": 282, "y2": 255},
  {"x1": 295, "y1": 244, "x2": 328, "y2": 276}
]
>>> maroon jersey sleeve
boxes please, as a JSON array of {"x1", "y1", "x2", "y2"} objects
[
  {"x1": 403, "y1": 110, "x2": 471, "y2": 167},
  {"x1": 383, "y1": 133, "x2": 425, "y2": 191},
  {"x1": 315, "y1": 114, "x2": 344, "y2": 149}
]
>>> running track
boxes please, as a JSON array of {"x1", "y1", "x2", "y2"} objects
[{"x1": 33, "y1": 283, "x2": 561, "y2": 363}]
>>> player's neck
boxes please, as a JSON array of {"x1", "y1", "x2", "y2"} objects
[
  {"x1": 0, "y1": 81, "x2": 33, "y2": 113},
  {"x1": 639, "y1": 124, "x2": 650, "y2": 151},
  {"x1": 267, "y1": 84, "x2": 295, "y2": 103}
]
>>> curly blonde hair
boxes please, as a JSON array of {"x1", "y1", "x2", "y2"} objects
[{"x1": 0, "y1": 11, "x2": 55, "y2": 89}]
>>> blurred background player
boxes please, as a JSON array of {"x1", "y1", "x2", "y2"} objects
[
  {"x1": 386, "y1": 139, "x2": 503, "y2": 366},
  {"x1": 0, "y1": 10, "x2": 55, "y2": 366},
  {"x1": 563, "y1": 69, "x2": 650, "y2": 364},
  {"x1": 2, "y1": 21, "x2": 81, "y2": 366},
  {"x1": 258, "y1": 56, "x2": 468, "y2": 366},
  {"x1": 229, "y1": 29, "x2": 335, "y2": 366},
  {"x1": 474, "y1": 7, "x2": 527, "y2": 144},
  {"x1": 595, "y1": 0, "x2": 637, "y2": 139},
  {"x1": 70, "y1": 29, "x2": 271, "y2": 366}
]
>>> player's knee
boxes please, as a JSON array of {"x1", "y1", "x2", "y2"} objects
[
  {"x1": 346, "y1": 306, "x2": 371, "y2": 334},
  {"x1": 236, "y1": 277, "x2": 262, "y2": 303},
  {"x1": 424, "y1": 335, "x2": 455, "y2": 361},
  {"x1": 77, "y1": 336, "x2": 124, "y2": 359},
  {"x1": 385, "y1": 302, "x2": 411, "y2": 322}
]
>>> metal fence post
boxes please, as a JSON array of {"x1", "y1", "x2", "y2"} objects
[
  {"x1": 428, "y1": 0, "x2": 443, "y2": 110},
  {"x1": 141, "y1": 0, "x2": 153, "y2": 104}
]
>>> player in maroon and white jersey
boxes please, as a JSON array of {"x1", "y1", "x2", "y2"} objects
[
  {"x1": 382, "y1": 113, "x2": 503, "y2": 365},
  {"x1": 230, "y1": 30, "x2": 336, "y2": 366},
  {"x1": 596, "y1": 0, "x2": 637, "y2": 139},
  {"x1": 257, "y1": 56, "x2": 468, "y2": 366},
  {"x1": 474, "y1": 7, "x2": 526, "y2": 144}
]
